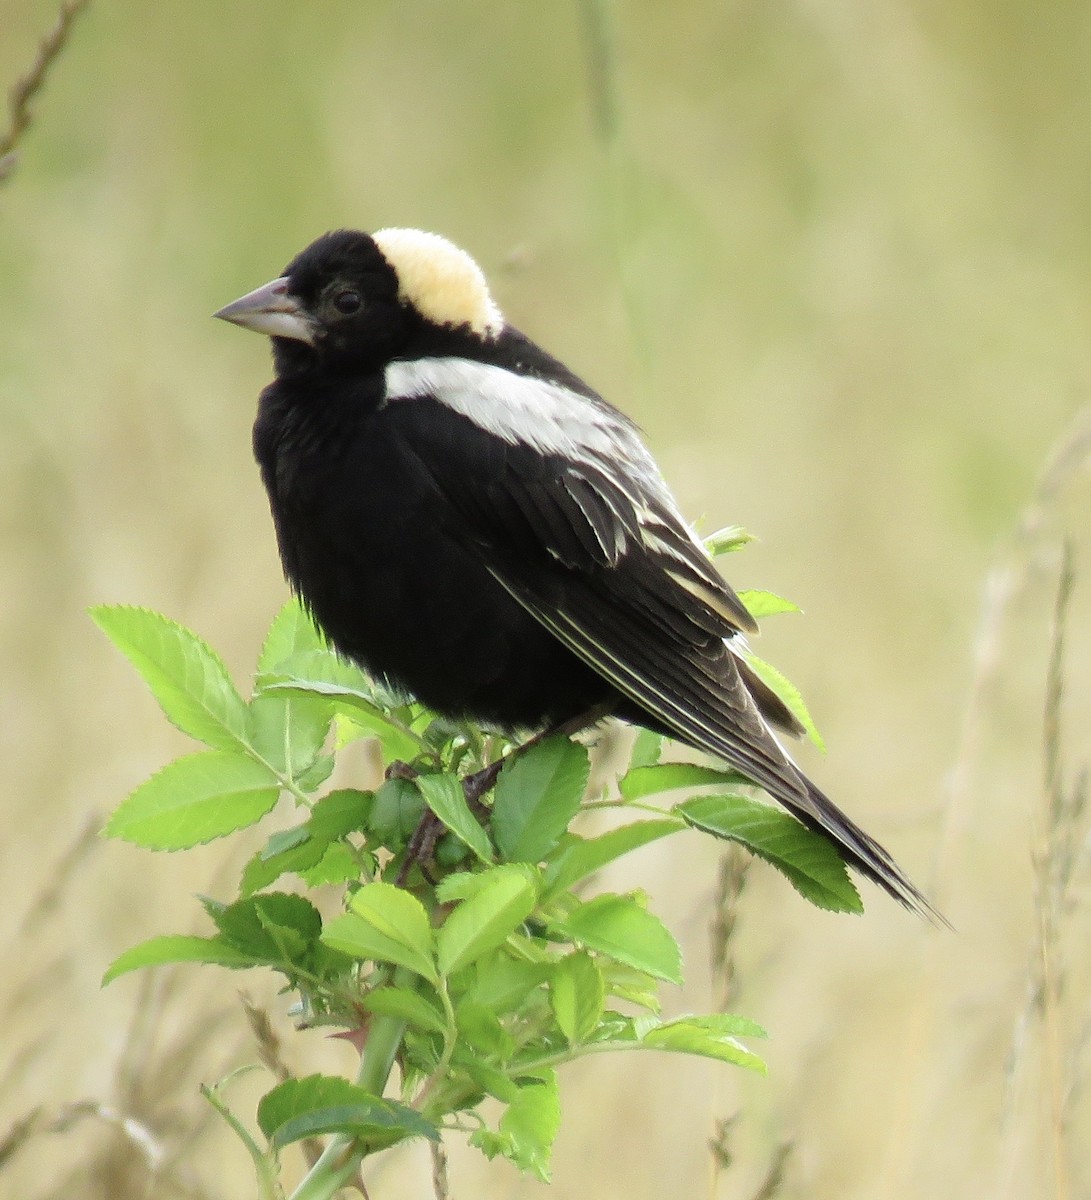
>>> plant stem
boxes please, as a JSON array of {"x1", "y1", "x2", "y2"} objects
[{"x1": 286, "y1": 1003, "x2": 408, "y2": 1200}]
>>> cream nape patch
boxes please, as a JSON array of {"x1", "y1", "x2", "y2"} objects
[{"x1": 373, "y1": 228, "x2": 504, "y2": 338}]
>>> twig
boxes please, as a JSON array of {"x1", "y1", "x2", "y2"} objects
[
  {"x1": 240, "y1": 993, "x2": 327, "y2": 1172},
  {"x1": 748, "y1": 1142, "x2": 793, "y2": 1200},
  {"x1": 710, "y1": 846, "x2": 750, "y2": 1012},
  {"x1": 930, "y1": 407, "x2": 1091, "y2": 902},
  {"x1": 0, "y1": 0, "x2": 93, "y2": 181},
  {"x1": 430, "y1": 1140, "x2": 451, "y2": 1200}
]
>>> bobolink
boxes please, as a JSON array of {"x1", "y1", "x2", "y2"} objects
[{"x1": 216, "y1": 228, "x2": 933, "y2": 917}]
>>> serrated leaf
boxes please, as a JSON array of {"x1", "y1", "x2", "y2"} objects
[
  {"x1": 499, "y1": 1073, "x2": 560, "y2": 1182},
  {"x1": 246, "y1": 692, "x2": 331, "y2": 784},
  {"x1": 257, "y1": 1075, "x2": 438, "y2": 1147},
  {"x1": 741, "y1": 653, "x2": 825, "y2": 750},
  {"x1": 258, "y1": 658, "x2": 424, "y2": 761},
  {"x1": 415, "y1": 774, "x2": 493, "y2": 864},
  {"x1": 92, "y1": 605, "x2": 249, "y2": 750},
  {"x1": 257, "y1": 599, "x2": 326, "y2": 673},
  {"x1": 434, "y1": 870, "x2": 487, "y2": 904},
  {"x1": 242, "y1": 788, "x2": 371, "y2": 894},
  {"x1": 543, "y1": 820, "x2": 683, "y2": 897},
  {"x1": 736, "y1": 589, "x2": 800, "y2": 619},
  {"x1": 456, "y1": 1002, "x2": 515, "y2": 1060},
  {"x1": 493, "y1": 738, "x2": 590, "y2": 864},
  {"x1": 600, "y1": 961, "x2": 661, "y2": 1013},
  {"x1": 618, "y1": 762, "x2": 748, "y2": 803},
  {"x1": 240, "y1": 837, "x2": 326, "y2": 897},
  {"x1": 308, "y1": 789, "x2": 373, "y2": 839},
  {"x1": 214, "y1": 893, "x2": 323, "y2": 964},
  {"x1": 437, "y1": 866, "x2": 538, "y2": 978},
  {"x1": 103, "y1": 934, "x2": 255, "y2": 983},
  {"x1": 104, "y1": 751, "x2": 280, "y2": 849},
  {"x1": 466, "y1": 954, "x2": 553, "y2": 1014},
  {"x1": 550, "y1": 952, "x2": 604, "y2": 1044},
  {"x1": 297, "y1": 842, "x2": 363, "y2": 888},
  {"x1": 643, "y1": 1015, "x2": 767, "y2": 1074},
  {"x1": 678, "y1": 793, "x2": 863, "y2": 913},
  {"x1": 362, "y1": 986, "x2": 447, "y2": 1034},
  {"x1": 322, "y1": 882, "x2": 436, "y2": 980},
  {"x1": 550, "y1": 894, "x2": 682, "y2": 985}
]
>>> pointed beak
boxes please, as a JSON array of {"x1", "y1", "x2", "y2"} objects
[{"x1": 213, "y1": 277, "x2": 316, "y2": 345}]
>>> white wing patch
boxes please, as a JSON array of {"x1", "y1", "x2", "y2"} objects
[
  {"x1": 385, "y1": 355, "x2": 755, "y2": 631},
  {"x1": 384, "y1": 356, "x2": 646, "y2": 464},
  {"x1": 373, "y1": 229, "x2": 504, "y2": 337}
]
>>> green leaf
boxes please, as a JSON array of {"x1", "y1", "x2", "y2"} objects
[
  {"x1": 362, "y1": 986, "x2": 447, "y2": 1035},
  {"x1": 550, "y1": 894, "x2": 682, "y2": 985},
  {"x1": 246, "y1": 692, "x2": 331, "y2": 784},
  {"x1": 619, "y1": 762, "x2": 747, "y2": 803},
  {"x1": 678, "y1": 793, "x2": 863, "y2": 913},
  {"x1": 307, "y1": 789, "x2": 373, "y2": 840},
  {"x1": 242, "y1": 788, "x2": 373, "y2": 895},
  {"x1": 213, "y1": 893, "x2": 322, "y2": 964},
  {"x1": 465, "y1": 954, "x2": 553, "y2": 1015},
  {"x1": 703, "y1": 525, "x2": 754, "y2": 556},
  {"x1": 473, "y1": 1073, "x2": 560, "y2": 1182},
  {"x1": 628, "y1": 729, "x2": 662, "y2": 769},
  {"x1": 600, "y1": 961, "x2": 661, "y2": 1013},
  {"x1": 643, "y1": 1015, "x2": 767, "y2": 1074},
  {"x1": 455, "y1": 1002, "x2": 515, "y2": 1060},
  {"x1": 741, "y1": 653, "x2": 825, "y2": 751},
  {"x1": 736, "y1": 589, "x2": 800, "y2": 619},
  {"x1": 103, "y1": 934, "x2": 255, "y2": 983},
  {"x1": 240, "y1": 837, "x2": 325, "y2": 897},
  {"x1": 322, "y1": 882, "x2": 437, "y2": 981},
  {"x1": 437, "y1": 866, "x2": 538, "y2": 978},
  {"x1": 415, "y1": 773, "x2": 493, "y2": 864},
  {"x1": 104, "y1": 751, "x2": 280, "y2": 849},
  {"x1": 493, "y1": 738, "x2": 590, "y2": 864},
  {"x1": 258, "y1": 656, "x2": 424, "y2": 761},
  {"x1": 257, "y1": 598, "x2": 326, "y2": 673},
  {"x1": 297, "y1": 842, "x2": 363, "y2": 888},
  {"x1": 543, "y1": 820, "x2": 683, "y2": 897},
  {"x1": 92, "y1": 605, "x2": 249, "y2": 750},
  {"x1": 550, "y1": 952, "x2": 604, "y2": 1044},
  {"x1": 503, "y1": 1073, "x2": 561, "y2": 1181},
  {"x1": 257, "y1": 1076, "x2": 438, "y2": 1148}
]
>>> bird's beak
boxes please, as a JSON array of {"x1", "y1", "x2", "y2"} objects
[{"x1": 213, "y1": 277, "x2": 316, "y2": 345}]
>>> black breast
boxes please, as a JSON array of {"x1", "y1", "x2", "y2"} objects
[{"x1": 252, "y1": 373, "x2": 613, "y2": 730}]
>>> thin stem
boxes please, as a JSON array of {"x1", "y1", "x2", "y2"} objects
[
  {"x1": 286, "y1": 987, "x2": 409, "y2": 1200},
  {"x1": 202, "y1": 1081, "x2": 283, "y2": 1200},
  {"x1": 412, "y1": 978, "x2": 458, "y2": 1111},
  {"x1": 0, "y1": 0, "x2": 93, "y2": 176}
]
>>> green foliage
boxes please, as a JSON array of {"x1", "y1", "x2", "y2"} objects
[{"x1": 95, "y1": 595, "x2": 860, "y2": 1200}]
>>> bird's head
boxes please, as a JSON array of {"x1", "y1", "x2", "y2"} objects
[{"x1": 214, "y1": 228, "x2": 504, "y2": 373}]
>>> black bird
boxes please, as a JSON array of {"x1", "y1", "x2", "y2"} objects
[{"x1": 216, "y1": 227, "x2": 934, "y2": 917}]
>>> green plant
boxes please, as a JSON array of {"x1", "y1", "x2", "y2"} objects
[{"x1": 93, "y1": 529, "x2": 862, "y2": 1200}]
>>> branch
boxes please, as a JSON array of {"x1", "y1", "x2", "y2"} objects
[{"x1": 0, "y1": 0, "x2": 93, "y2": 183}]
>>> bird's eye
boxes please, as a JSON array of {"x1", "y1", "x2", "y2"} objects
[{"x1": 333, "y1": 289, "x2": 362, "y2": 315}]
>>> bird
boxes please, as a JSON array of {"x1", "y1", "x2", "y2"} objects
[{"x1": 215, "y1": 226, "x2": 936, "y2": 918}]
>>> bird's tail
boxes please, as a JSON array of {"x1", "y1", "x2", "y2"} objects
[{"x1": 786, "y1": 771, "x2": 947, "y2": 926}]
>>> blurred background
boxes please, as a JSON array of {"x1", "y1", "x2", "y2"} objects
[{"x1": 2, "y1": 1, "x2": 1090, "y2": 1197}]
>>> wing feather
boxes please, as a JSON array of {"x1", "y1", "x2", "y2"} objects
[{"x1": 381, "y1": 368, "x2": 936, "y2": 916}]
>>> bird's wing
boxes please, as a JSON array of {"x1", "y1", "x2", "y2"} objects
[
  {"x1": 382, "y1": 359, "x2": 935, "y2": 915},
  {"x1": 382, "y1": 360, "x2": 812, "y2": 765}
]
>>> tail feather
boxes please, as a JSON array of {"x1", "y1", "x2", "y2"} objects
[{"x1": 787, "y1": 774, "x2": 948, "y2": 926}]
